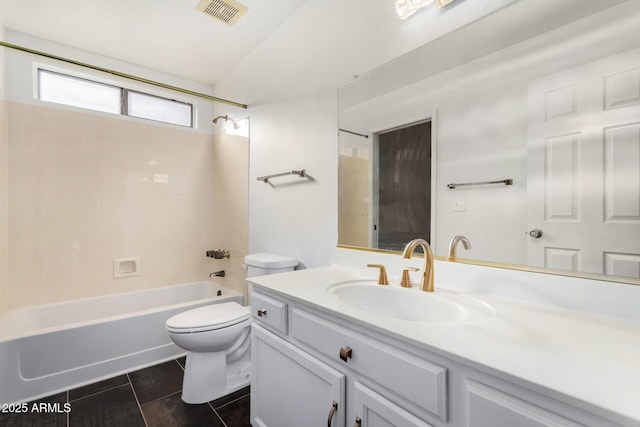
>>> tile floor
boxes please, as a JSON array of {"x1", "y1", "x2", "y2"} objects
[{"x1": 0, "y1": 357, "x2": 250, "y2": 427}]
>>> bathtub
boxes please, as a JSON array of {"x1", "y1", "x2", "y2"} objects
[{"x1": 0, "y1": 281, "x2": 243, "y2": 404}]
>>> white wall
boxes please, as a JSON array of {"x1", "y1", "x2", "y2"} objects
[
  {"x1": 213, "y1": 0, "x2": 517, "y2": 268},
  {"x1": 0, "y1": 23, "x2": 8, "y2": 314},
  {"x1": 247, "y1": 93, "x2": 338, "y2": 268}
]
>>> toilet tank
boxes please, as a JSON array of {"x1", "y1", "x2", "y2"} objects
[{"x1": 244, "y1": 253, "x2": 298, "y2": 278}]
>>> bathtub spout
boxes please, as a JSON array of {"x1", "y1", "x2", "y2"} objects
[{"x1": 209, "y1": 270, "x2": 225, "y2": 278}]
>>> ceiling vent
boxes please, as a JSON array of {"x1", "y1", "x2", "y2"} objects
[{"x1": 196, "y1": 0, "x2": 248, "y2": 26}]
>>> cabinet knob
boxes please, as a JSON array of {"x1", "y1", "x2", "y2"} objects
[
  {"x1": 353, "y1": 416, "x2": 362, "y2": 427},
  {"x1": 257, "y1": 308, "x2": 267, "y2": 317},
  {"x1": 327, "y1": 401, "x2": 338, "y2": 427},
  {"x1": 339, "y1": 346, "x2": 352, "y2": 362}
]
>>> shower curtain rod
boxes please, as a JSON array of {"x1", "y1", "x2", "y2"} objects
[{"x1": 0, "y1": 40, "x2": 248, "y2": 109}]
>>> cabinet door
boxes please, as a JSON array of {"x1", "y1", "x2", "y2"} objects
[
  {"x1": 251, "y1": 324, "x2": 346, "y2": 427},
  {"x1": 352, "y1": 382, "x2": 433, "y2": 427},
  {"x1": 467, "y1": 380, "x2": 582, "y2": 427}
]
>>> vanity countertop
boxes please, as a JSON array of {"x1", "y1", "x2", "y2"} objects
[{"x1": 247, "y1": 264, "x2": 640, "y2": 424}]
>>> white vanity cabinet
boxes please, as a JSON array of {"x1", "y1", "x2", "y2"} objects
[
  {"x1": 251, "y1": 287, "x2": 446, "y2": 427},
  {"x1": 290, "y1": 306, "x2": 448, "y2": 426},
  {"x1": 250, "y1": 325, "x2": 345, "y2": 427},
  {"x1": 250, "y1": 286, "x2": 634, "y2": 427},
  {"x1": 352, "y1": 381, "x2": 434, "y2": 427},
  {"x1": 465, "y1": 380, "x2": 583, "y2": 427}
]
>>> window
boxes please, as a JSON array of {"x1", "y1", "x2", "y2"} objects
[
  {"x1": 38, "y1": 70, "x2": 121, "y2": 114},
  {"x1": 37, "y1": 69, "x2": 194, "y2": 127},
  {"x1": 126, "y1": 90, "x2": 192, "y2": 127}
]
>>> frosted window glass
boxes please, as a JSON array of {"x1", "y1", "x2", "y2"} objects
[
  {"x1": 37, "y1": 69, "x2": 194, "y2": 127},
  {"x1": 39, "y1": 70, "x2": 121, "y2": 114},
  {"x1": 127, "y1": 91, "x2": 192, "y2": 127}
]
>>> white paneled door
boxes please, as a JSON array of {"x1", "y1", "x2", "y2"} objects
[{"x1": 527, "y1": 48, "x2": 640, "y2": 278}]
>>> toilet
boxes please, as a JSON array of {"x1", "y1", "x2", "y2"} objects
[{"x1": 166, "y1": 252, "x2": 297, "y2": 404}]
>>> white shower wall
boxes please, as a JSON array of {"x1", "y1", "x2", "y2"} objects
[
  {"x1": 7, "y1": 102, "x2": 215, "y2": 309},
  {"x1": 211, "y1": 124, "x2": 249, "y2": 300},
  {"x1": 1, "y1": 32, "x2": 246, "y2": 310}
]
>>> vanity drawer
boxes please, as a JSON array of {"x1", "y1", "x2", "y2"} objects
[
  {"x1": 291, "y1": 307, "x2": 448, "y2": 421},
  {"x1": 251, "y1": 291, "x2": 288, "y2": 335}
]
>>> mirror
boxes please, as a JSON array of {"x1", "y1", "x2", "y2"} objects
[{"x1": 338, "y1": 0, "x2": 640, "y2": 284}]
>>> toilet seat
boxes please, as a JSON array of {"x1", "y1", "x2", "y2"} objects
[{"x1": 166, "y1": 302, "x2": 250, "y2": 334}]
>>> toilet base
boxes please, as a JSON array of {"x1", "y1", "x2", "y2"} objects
[{"x1": 181, "y1": 351, "x2": 251, "y2": 404}]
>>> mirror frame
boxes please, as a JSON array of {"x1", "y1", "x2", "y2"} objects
[{"x1": 337, "y1": 245, "x2": 640, "y2": 286}]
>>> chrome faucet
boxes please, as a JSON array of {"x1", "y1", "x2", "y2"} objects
[
  {"x1": 448, "y1": 235, "x2": 471, "y2": 261},
  {"x1": 402, "y1": 238, "x2": 434, "y2": 292}
]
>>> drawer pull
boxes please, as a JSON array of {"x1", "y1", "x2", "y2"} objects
[
  {"x1": 257, "y1": 308, "x2": 267, "y2": 317},
  {"x1": 339, "y1": 346, "x2": 352, "y2": 362},
  {"x1": 327, "y1": 401, "x2": 338, "y2": 427},
  {"x1": 353, "y1": 416, "x2": 362, "y2": 427}
]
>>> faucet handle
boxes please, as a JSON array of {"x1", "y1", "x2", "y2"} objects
[
  {"x1": 400, "y1": 267, "x2": 419, "y2": 288},
  {"x1": 366, "y1": 264, "x2": 389, "y2": 285}
]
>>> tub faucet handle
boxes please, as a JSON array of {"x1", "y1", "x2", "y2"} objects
[{"x1": 206, "y1": 250, "x2": 231, "y2": 259}]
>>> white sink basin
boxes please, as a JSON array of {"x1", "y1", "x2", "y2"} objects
[{"x1": 327, "y1": 281, "x2": 493, "y2": 324}]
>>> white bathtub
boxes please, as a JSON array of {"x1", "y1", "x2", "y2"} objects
[{"x1": 0, "y1": 281, "x2": 243, "y2": 404}]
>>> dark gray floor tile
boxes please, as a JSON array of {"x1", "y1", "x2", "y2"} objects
[
  {"x1": 69, "y1": 384, "x2": 144, "y2": 427},
  {"x1": 1, "y1": 359, "x2": 251, "y2": 427},
  {"x1": 142, "y1": 391, "x2": 225, "y2": 427},
  {"x1": 215, "y1": 394, "x2": 250, "y2": 427},
  {"x1": 209, "y1": 386, "x2": 250, "y2": 409},
  {"x1": 0, "y1": 392, "x2": 68, "y2": 427},
  {"x1": 128, "y1": 360, "x2": 184, "y2": 405},
  {"x1": 69, "y1": 374, "x2": 129, "y2": 401}
]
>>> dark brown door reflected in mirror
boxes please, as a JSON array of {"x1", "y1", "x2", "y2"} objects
[{"x1": 375, "y1": 120, "x2": 432, "y2": 251}]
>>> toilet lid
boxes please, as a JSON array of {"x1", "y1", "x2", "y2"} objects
[{"x1": 166, "y1": 302, "x2": 250, "y2": 333}]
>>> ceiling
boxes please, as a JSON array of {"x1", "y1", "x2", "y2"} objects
[
  {"x1": 0, "y1": 0, "x2": 308, "y2": 86},
  {"x1": 2, "y1": 0, "x2": 633, "y2": 98}
]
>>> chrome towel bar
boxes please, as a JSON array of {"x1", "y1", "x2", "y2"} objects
[
  {"x1": 257, "y1": 169, "x2": 306, "y2": 183},
  {"x1": 447, "y1": 178, "x2": 513, "y2": 189}
]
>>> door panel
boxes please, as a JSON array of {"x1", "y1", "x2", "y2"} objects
[
  {"x1": 251, "y1": 325, "x2": 345, "y2": 427},
  {"x1": 527, "y1": 48, "x2": 640, "y2": 277},
  {"x1": 352, "y1": 382, "x2": 432, "y2": 427},
  {"x1": 467, "y1": 380, "x2": 582, "y2": 427},
  {"x1": 375, "y1": 120, "x2": 432, "y2": 251}
]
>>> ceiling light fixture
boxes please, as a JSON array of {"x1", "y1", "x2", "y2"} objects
[
  {"x1": 395, "y1": 0, "x2": 434, "y2": 19},
  {"x1": 395, "y1": 0, "x2": 455, "y2": 19},
  {"x1": 436, "y1": 0, "x2": 455, "y2": 7}
]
